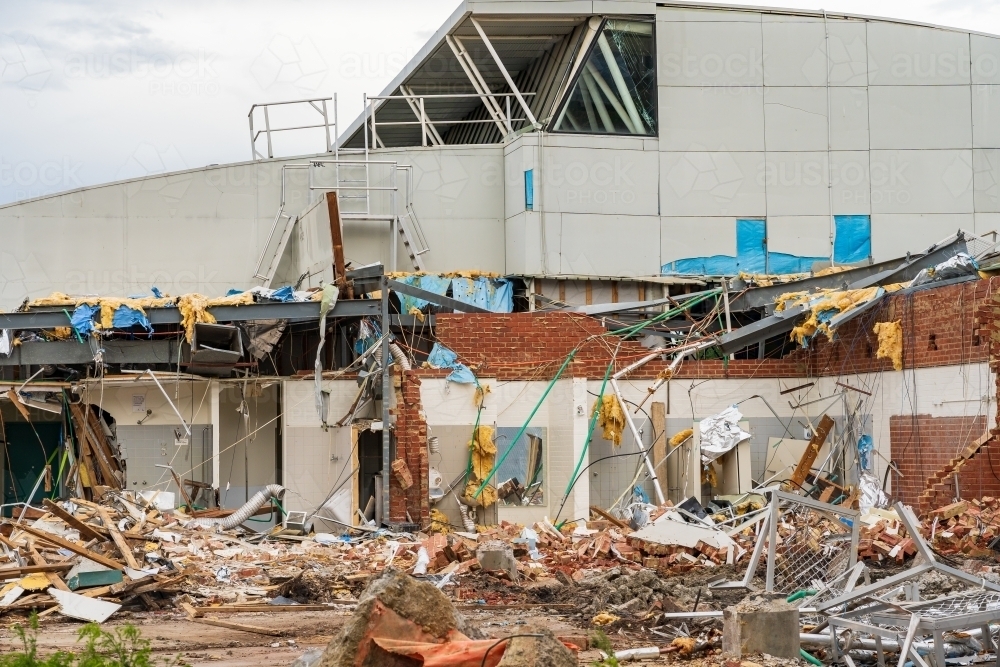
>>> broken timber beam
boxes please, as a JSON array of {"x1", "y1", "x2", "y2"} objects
[
  {"x1": 790, "y1": 414, "x2": 835, "y2": 489},
  {"x1": 15, "y1": 524, "x2": 124, "y2": 571},
  {"x1": 42, "y1": 499, "x2": 105, "y2": 542}
]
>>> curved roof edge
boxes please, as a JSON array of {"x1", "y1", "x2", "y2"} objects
[{"x1": 335, "y1": 0, "x2": 1000, "y2": 149}]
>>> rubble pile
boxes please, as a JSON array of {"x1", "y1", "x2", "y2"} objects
[{"x1": 924, "y1": 498, "x2": 1000, "y2": 557}]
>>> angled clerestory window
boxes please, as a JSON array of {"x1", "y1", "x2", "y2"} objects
[{"x1": 552, "y1": 18, "x2": 657, "y2": 136}]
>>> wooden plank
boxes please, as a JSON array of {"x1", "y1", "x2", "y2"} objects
[
  {"x1": 193, "y1": 617, "x2": 284, "y2": 637},
  {"x1": 651, "y1": 402, "x2": 667, "y2": 494},
  {"x1": 71, "y1": 405, "x2": 118, "y2": 489},
  {"x1": 96, "y1": 507, "x2": 140, "y2": 569},
  {"x1": 26, "y1": 541, "x2": 70, "y2": 592},
  {"x1": 194, "y1": 603, "x2": 353, "y2": 614},
  {"x1": 790, "y1": 414, "x2": 835, "y2": 489},
  {"x1": 87, "y1": 410, "x2": 121, "y2": 473},
  {"x1": 589, "y1": 506, "x2": 631, "y2": 532},
  {"x1": 16, "y1": 524, "x2": 124, "y2": 571},
  {"x1": 0, "y1": 564, "x2": 73, "y2": 578},
  {"x1": 42, "y1": 499, "x2": 105, "y2": 542},
  {"x1": 326, "y1": 192, "x2": 349, "y2": 295}
]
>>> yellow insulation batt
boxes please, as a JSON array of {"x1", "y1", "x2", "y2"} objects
[
  {"x1": 873, "y1": 320, "x2": 903, "y2": 371},
  {"x1": 593, "y1": 394, "x2": 625, "y2": 447},
  {"x1": 177, "y1": 292, "x2": 255, "y2": 342},
  {"x1": 429, "y1": 508, "x2": 451, "y2": 534},
  {"x1": 778, "y1": 284, "x2": 906, "y2": 347},
  {"x1": 462, "y1": 425, "x2": 498, "y2": 507},
  {"x1": 669, "y1": 428, "x2": 694, "y2": 447}
]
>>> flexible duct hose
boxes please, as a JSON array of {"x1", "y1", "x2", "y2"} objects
[
  {"x1": 190, "y1": 484, "x2": 285, "y2": 530},
  {"x1": 390, "y1": 343, "x2": 411, "y2": 371}
]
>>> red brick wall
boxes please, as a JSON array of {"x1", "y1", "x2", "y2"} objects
[
  {"x1": 888, "y1": 414, "x2": 1000, "y2": 506},
  {"x1": 389, "y1": 368, "x2": 429, "y2": 524},
  {"x1": 428, "y1": 278, "x2": 996, "y2": 382}
]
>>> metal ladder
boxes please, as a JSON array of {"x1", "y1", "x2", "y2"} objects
[{"x1": 397, "y1": 203, "x2": 430, "y2": 271}]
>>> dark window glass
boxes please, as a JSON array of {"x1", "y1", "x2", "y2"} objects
[{"x1": 552, "y1": 19, "x2": 657, "y2": 136}]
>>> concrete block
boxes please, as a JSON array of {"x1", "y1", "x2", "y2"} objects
[
  {"x1": 722, "y1": 598, "x2": 800, "y2": 660},
  {"x1": 476, "y1": 540, "x2": 518, "y2": 580}
]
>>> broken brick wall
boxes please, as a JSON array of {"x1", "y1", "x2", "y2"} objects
[
  {"x1": 389, "y1": 368, "x2": 430, "y2": 524},
  {"x1": 889, "y1": 414, "x2": 1000, "y2": 507}
]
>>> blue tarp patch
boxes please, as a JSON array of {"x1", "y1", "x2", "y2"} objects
[
  {"x1": 70, "y1": 304, "x2": 100, "y2": 337},
  {"x1": 426, "y1": 342, "x2": 477, "y2": 384},
  {"x1": 112, "y1": 305, "x2": 152, "y2": 332},
  {"x1": 269, "y1": 286, "x2": 295, "y2": 302},
  {"x1": 396, "y1": 275, "x2": 451, "y2": 314},
  {"x1": 451, "y1": 277, "x2": 513, "y2": 313},
  {"x1": 735, "y1": 219, "x2": 767, "y2": 273},
  {"x1": 858, "y1": 434, "x2": 874, "y2": 470},
  {"x1": 151, "y1": 286, "x2": 164, "y2": 298},
  {"x1": 834, "y1": 215, "x2": 871, "y2": 264}
]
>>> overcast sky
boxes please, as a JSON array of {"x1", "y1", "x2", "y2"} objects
[{"x1": 1, "y1": 0, "x2": 999, "y2": 206}]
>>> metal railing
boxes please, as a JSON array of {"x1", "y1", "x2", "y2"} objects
[{"x1": 249, "y1": 96, "x2": 338, "y2": 160}]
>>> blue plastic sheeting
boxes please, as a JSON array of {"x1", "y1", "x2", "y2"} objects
[
  {"x1": 426, "y1": 342, "x2": 477, "y2": 384},
  {"x1": 768, "y1": 252, "x2": 828, "y2": 274},
  {"x1": 451, "y1": 277, "x2": 513, "y2": 313},
  {"x1": 151, "y1": 286, "x2": 164, "y2": 298},
  {"x1": 857, "y1": 434, "x2": 874, "y2": 471},
  {"x1": 735, "y1": 219, "x2": 767, "y2": 273},
  {"x1": 269, "y1": 286, "x2": 295, "y2": 302},
  {"x1": 112, "y1": 305, "x2": 152, "y2": 332},
  {"x1": 664, "y1": 255, "x2": 738, "y2": 275},
  {"x1": 834, "y1": 215, "x2": 871, "y2": 264},
  {"x1": 70, "y1": 304, "x2": 100, "y2": 337},
  {"x1": 396, "y1": 275, "x2": 450, "y2": 313}
]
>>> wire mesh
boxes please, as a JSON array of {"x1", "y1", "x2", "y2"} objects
[{"x1": 767, "y1": 494, "x2": 858, "y2": 594}]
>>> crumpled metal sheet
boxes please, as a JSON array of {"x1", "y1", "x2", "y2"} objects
[
  {"x1": 699, "y1": 406, "x2": 751, "y2": 463},
  {"x1": 858, "y1": 471, "x2": 888, "y2": 515}
]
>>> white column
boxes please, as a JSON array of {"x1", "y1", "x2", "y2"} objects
[
  {"x1": 210, "y1": 379, "x2": 221, "y2": 490},
  {"x1": 571, "y1": 377, "x2": 590, "y2": 521}
]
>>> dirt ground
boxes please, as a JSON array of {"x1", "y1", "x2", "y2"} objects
[{"x1": 0, "y1": 605, "x2": 774, "y2": 666}]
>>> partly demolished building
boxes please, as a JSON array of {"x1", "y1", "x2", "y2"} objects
[{"x1": 0, "y1": 0, "x2": 1000, "y2": 556}]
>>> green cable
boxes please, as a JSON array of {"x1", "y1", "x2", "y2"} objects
[
  {"x1": 62, "y1": 309, "x2": 84, "y2": 344},
  {"x1": 473, "y1": 349, "x2": 578, "y2": 499},
  {"x1": 563, "y1": 356, "x2": 615, "y2": 499},
  {"x1": 471, "y1": 288, "x2": 721, "y2": 502},
  {"x1": 799, "y1": 649, "x2": 822, "y2": 666}
]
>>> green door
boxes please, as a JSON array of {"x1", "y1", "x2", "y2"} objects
[{"x1": 3, "y1": 422, "x2": 62, "y2": 515}]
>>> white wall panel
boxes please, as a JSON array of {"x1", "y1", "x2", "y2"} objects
[
  {"x1": 764, "y1": 87, "x2": 869, "y2": 152},
  {"x1": 974, "y1": 149, "x2": 1000, "y2": 213},
  {"x1": 762, "y1": 150, "x2": 870, "y2": 216},
  {"x1": 972, "y1": 86, "x2": 1000, "y2": 149},
  {"x1": 976, "y1": 212, "x2": 1000, "y2": 235},
  {"x1": 659, "y1": 86, "x2": 764, "y2": 151},
  {"x1": 868, "y1": 149, "x2": 975, "y2": 214},
  {"x1": 539, "y1": 146, "x2": 659, "y2": 215},
  {"x1": 766, "y1": 215, "x2": 832, "y2": 256},
  {"x1": 762, "y1": 18, "x2": 868, "y2": 87},
  {"x1": 867, "y1": 22, "x2": 972, "y2": 85},
  {"x1": 660, "y1": 150, "x2": 766, "y2": 217},
  {"x1": 972, "y1": 34, "x2": 1000, "y2": 85},
  {"x1": 869, "y1": 86, "x2": 972, "y2": 150},
  {"x1": 660, "y1": 216, "x2": 737, "y2": 264},
  {"x1": 871, "y1": 212, "x2": 975, "y2": 259},
  {"x1": 560, "y1": 214, "x2": 660, "y2": 276},
  {"x1": 657, "y1": 7, "x2": 761, "y2": 22},
  {"x1": 656, "y1": 20, "x2": 764, "y2": 86}
]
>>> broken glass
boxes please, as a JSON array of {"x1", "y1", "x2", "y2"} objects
[{"x1": 552, "y1": 19, "x2": 657, "y2": 135}]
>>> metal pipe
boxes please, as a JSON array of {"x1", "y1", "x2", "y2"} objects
[
  {"x1": 445, "y1": 35, "x2": 508, "y2": 135},
  {"x1": 611, "y1": 378, "x2": 665, "y2": 504},
  {"x1": 133, "y1": 370, "x2": 192, "y2": 437}
]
